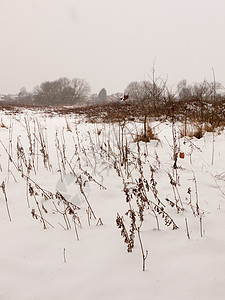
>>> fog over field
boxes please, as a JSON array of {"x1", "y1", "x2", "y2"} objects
[{"x1": 1, "y1": 0, "x2": 225, "y2": 95}]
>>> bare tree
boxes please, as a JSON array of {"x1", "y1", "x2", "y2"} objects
[
  {"x1": 70, "y1": 78, "x2": 91, "y2": 104},
  {"x1": 177, "y1": 79, "x2": 193, "y2": 101},
  {"x1": 33, "y1": 77, "x2": 90, "y2": 105},
  {"x1": 124, "y1": 68, "x2": 167, "y2": 139},
  {"x1": 177, "y1": 79, "x2": 224, "y2": 102}
]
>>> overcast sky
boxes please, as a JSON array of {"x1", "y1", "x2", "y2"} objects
[{"x1": 1, "y1": 0, "x2": 224, "y2": 95}]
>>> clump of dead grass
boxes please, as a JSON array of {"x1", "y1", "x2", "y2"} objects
[
  {"x1": 180, "y1": 122, "x2": 217, "y2": 139},
  {"x1": 134, "y1": 125, "x2": 158, "y2": 142}
]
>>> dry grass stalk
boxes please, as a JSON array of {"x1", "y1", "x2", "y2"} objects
[{"x1": 1, "y1": 181, "x2": 12, "y2": 221}]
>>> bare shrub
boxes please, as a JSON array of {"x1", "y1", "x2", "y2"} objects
[{"x1": 180, "y1": 123, "x2": 204, "y2": 139}]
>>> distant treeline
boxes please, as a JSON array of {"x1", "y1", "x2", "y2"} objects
[
  {"x1": 16, "y1": 77, "x2": 90, "y2": 105},
  {"x1": 3, "y1": 76, "x2": 225, "y2": 106}
]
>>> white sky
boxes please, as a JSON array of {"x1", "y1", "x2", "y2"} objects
[{"x1": 0, "y1": 0, "x2": 225, "y2": 95}]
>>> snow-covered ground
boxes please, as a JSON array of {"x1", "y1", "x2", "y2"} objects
[{"x1": 0, "y1": 111, "x2": 225, "y2": 300}]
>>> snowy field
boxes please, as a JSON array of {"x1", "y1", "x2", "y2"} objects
[{"x1": 0, "y1": 110, "x2": 225, "y2": 300}]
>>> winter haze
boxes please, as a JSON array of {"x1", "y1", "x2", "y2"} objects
[{"x1": 1, "y1": 0, "x2": 225, "y2": 95}]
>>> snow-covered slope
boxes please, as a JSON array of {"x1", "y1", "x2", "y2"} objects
[{"x1": 0, "y1": 111, "x2": 225, "y2": 300}]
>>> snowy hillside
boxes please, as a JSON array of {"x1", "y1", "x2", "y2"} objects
[{"x1": 0, "y1": 111, "x2": 225, "y2": 300}]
